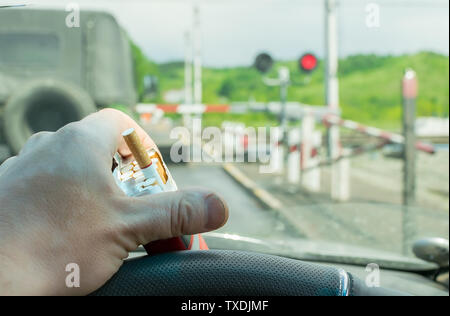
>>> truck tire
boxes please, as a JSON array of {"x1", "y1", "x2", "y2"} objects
[
  {"x1": 0, "y1": 144, "x2": 10, "y2": 164},
  {"x1": 3, "y1": 79, "x2": 97, "y2": 154}
]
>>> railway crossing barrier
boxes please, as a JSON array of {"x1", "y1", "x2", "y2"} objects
[{"x1": 135, "y1": 96, "x2": 436, "y2": 202}]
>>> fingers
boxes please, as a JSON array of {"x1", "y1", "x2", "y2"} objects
[
  {"x1": 19, "y1": 131, "x2": 53, "y2": 156},
  {"x1": 80, "y1": 108, "x2": 156, "y2": 158},
  {"x1": 0, "y1": 132, "x2": 53, "y2": 176},
  {"x1": 15, "y1": 109, "x2": 156, "y2": 180},
  {"x1": 14, "y1": 108, "x2": 153, "y2": 165},
  {"x1": 0, "y1": 156, "x2": 18, "y2": 177},
  {"x1": 119, "y1": 189, "x2": 229, "y2": 245}
]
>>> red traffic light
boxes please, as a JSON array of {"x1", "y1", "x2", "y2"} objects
[{"x1": 299, "y1": 53, "x2": 318, "y2": 73}]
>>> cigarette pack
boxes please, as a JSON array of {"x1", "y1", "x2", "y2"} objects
[
  {"x1": 113, "y1": 149, "x2": 177, "y2": 197},
  {"x1": 113, "y1": 149, "x2": 208, "y2": 254}
]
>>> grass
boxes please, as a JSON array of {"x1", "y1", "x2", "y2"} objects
[{"x1": 132, "y1": 47, "x2": 449, "y2": 130}]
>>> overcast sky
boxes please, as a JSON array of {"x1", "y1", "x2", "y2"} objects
[{"x1": 3, "y1": 0, "x2": 449, "y2": 67}]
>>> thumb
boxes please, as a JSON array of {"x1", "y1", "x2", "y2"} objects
[{"x1": 121, "y1": 189, "x2": 229, "y2": 246}]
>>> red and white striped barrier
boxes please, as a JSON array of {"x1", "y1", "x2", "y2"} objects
[
  {"x1": 323, "y1": 115, "x2": 435, "y2": 154},
  {"x1": 136, "y1": 103, "x2": 336, "y2": 122},
  {"x1": 136, "y1": 103, "x2": 231, "y2": 115},
  {"x1": 137, "y1": 104, "x2": 434, "y2": 156}
]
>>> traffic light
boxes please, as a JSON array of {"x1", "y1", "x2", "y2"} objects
[
  {"x1": 254, "y1": 53, "x2": 274, "y2": 74},
  {"x1": 299, "y1": 53, "x2": 318, "y2": 73},
  {"x1": 254, "y1": 52, "x2": 318, "y2": 78}
]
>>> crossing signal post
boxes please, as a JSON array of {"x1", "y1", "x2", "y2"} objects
[
  {"x1": 254, "y1": 52, "x2": 319, "y2": 176},
  {"x1": 254, "y1": 53, "x2": 290, "y2": 145},
  {"x1": 254, "y1": 52, "x2": 319, "y2": 134},
  {"x1": 324, "y1": 0, "x2": 344, "y2": 201},
  {"x1": 402, "y1": 69, "x2": 418, "y2": 254}
]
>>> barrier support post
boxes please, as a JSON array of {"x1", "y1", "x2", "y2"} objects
[
  {"x1": 270, "y1": 127, "x2": 284, "y2": 174},
  {"x1": 329, "y1": 126, "x2": 343, "y2": 200},
  {"x1": 334, "y1": 148, "x2": 351, "y2": 201},
  {"x1": 307, "y1": 131, "x2": 322, "y2": 192},
  {"x1": 301, "y1": 113, "x2": 315, "y2": 191},
  {"x1": 287, "y1": 128, "x2": 301, "y2": 185}
]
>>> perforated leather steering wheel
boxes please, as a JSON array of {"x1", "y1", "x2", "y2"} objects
[{"x1": 92, "y1": 250, "x2": 406, "y2": 296}]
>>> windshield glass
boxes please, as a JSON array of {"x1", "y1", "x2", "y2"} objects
[{"x1": 0, "y1": 0, "x2": 448, "y2": 269}]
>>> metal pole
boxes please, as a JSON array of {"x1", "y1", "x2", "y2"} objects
[
  {"x1": 184, "y1": 31, "x2": 193, "y2": 105},
  {"x1": 193, "y1": 4, "x2": 203, "y2": 105},
  {"x1": 325, "y1": 0, "x2": 340, "y2": 112},
  {"x1": 402, "y1": 69, "x2": 418, "y2": 254},
  {"x1": 288, "y1": 128, "x2": 301, "y2": 185},
  {"x1": 279, "y1": 74, "x2": 289, "y2": 130},
  {"x1": 301, "y1": 113, "x2": 315, "y2": 191},
  {"x1": 280, "y1": 83, "x2": 288, "y2": 131},
  {"x1": 278, "y1": 66, "x2": 290, "y2": 160},
  {"x1": 279, "y1": 67, "x2": 290, "y2": 176},
  {"x1": 325, "y1": 0, "x2": 344, "y2": 200}
]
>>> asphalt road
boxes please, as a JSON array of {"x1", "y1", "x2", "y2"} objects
[
  {"x1": 233, "y1": 153, "x2": 449, "y2": 255},
  {"x1": 170, "y1": 163, "x2": 301, "y2": 240},
  {"x1": 170, "y1": 161, "x2": 449, "y2": 254}
]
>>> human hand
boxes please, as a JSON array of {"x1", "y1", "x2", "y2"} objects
[{"x1": 0, "y1": 109, "x2": 228, "y2": 296}]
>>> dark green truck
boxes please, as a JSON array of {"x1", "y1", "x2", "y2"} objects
[{"x1": 0, "y1": 8, "x2": 137, "y2": 160}]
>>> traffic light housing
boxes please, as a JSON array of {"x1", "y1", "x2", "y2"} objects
[{"x1": 254, "y1": 53, "x2": 274, "y2": 74}]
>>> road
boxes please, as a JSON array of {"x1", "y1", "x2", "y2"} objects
[
  {"x1": 170, "y1": 163, "x2": 301, "y2": 240},
  {"x1": 231, "y1": 151, "x2": 449, "y2": 255},
  {"x1": 167, "y1": 155, "x2": 449, "y2": 256}
]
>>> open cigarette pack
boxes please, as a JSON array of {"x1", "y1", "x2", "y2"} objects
[
  {"x1": 112, "y1": 149, "x2": 177, "y2": 197},
  {"x1": 112, "y1": 128, "x2": 209, "y2": 253}
]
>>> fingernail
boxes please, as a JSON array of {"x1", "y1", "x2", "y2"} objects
[{"x1": 204, "y1": 194, "x2": 229, "y2": 230}]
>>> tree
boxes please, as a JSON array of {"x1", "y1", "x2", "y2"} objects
[{"x1": 218, "y1": 79, "x2": 235, "y2": 99}]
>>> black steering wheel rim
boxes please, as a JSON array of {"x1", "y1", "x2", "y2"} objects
[{"x1": 92, "y1": 250, "x2": 353, "y2": 296}]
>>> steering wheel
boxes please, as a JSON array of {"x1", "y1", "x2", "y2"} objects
[{"x1": 92, "y1": 250, "x2": 406, "y2": 296}]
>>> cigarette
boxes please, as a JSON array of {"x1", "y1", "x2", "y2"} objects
[
  {"x1": 122, "y1": 128, "x2": 152, "y2": 169},
  {"x1": 121, "y1": 128, "x2": 168, "y2": 186}
]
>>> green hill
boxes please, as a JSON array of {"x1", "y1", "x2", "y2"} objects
[{"x1": 135, "y1": 51, "x2": 449, "y2": 129}]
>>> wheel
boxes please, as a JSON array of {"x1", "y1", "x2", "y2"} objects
[
  {"x1": 0, "y1": 143, "x2": 10, "y2": 164},
  {"x1": 3, "y1": 79, "x2": 96, "y2": 154}
]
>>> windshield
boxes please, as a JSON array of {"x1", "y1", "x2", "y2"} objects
[{"x1": 0, "y1": 0, "x2": 448, "y2": 269}]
